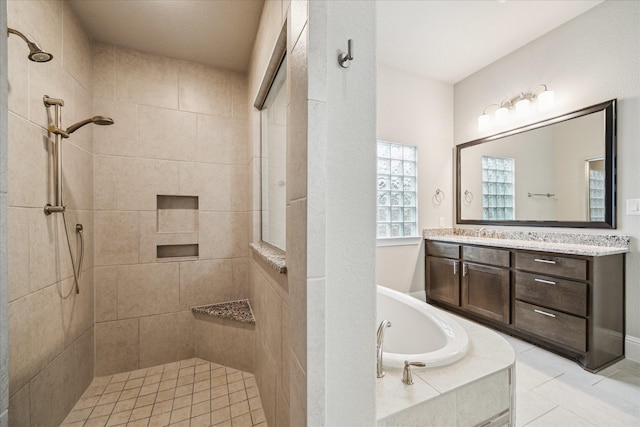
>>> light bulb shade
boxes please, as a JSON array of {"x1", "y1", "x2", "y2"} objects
[
  {"x1": 537, "y1": 89, "x2": 554, "y2": 111},
  {"x1": 478, "y1": 114, "x2": 491, "y2": 131},
  {"x1": 495, "y1": 106, "x2": 509, "y2": 123},
  {"x1": 515, "y1": 98, "x2": 530, "y2": 116}
]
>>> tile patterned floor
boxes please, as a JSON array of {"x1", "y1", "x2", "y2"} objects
[
  {"x1": 499, "y1": 332, "x2": 640, "y2": 427},
  {"x1": 61, "y1": 358, "x2": 266, "y2": 427}
]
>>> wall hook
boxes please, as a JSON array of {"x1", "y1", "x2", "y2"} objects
[{"x1": 338, "y1": 39, "x2": 353, "y2": 68}]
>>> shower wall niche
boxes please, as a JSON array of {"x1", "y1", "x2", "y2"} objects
[{"x1": 156, "y1": 195, "x2": 199, "y2": 258}]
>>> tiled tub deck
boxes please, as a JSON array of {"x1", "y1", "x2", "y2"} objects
[{"x1": 61, "y1": 358, "x2": 265, "y2": 427}]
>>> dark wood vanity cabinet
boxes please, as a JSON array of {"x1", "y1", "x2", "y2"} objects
[{"x1": 426, "y1": 239, "x2": 625, "y2": 372}]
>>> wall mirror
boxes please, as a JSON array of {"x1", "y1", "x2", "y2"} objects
[{"x1": 457, "y1": 99, "x2": 616, "y2": 228}]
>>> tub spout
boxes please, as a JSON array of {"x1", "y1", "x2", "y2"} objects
[{"x1": 377, "y1": 320, "x2": 392, "y2": 378}]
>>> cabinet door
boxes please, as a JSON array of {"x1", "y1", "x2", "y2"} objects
[
  {"x1": 461, "y1": 262, "x2": 510, "y2": 324},
  {"x1": 426, "y1": 256, "x2": 460, "y2": 306}
]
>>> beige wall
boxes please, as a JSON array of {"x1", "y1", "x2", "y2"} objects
[
  {"x1": 92, "y1": 43, "x2": 251, "y2": 375},
  {"x1": 6, "y1": 0, "x2": 95, "y2": 425},
  {"x1": 376, "y1": 65, "x2": 454, "y2": 295}
]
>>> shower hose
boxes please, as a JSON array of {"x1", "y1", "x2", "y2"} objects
[{"x1": 61, "y1": 211, "x2": 84, "y2": 297}]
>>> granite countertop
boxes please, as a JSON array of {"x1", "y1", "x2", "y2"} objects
[
  {"x1": 423, "y1": 228, "x2": 630, "y2": 257},
  {"x1": 191, "y1": 299, "x2": 256, "y2": 325}
]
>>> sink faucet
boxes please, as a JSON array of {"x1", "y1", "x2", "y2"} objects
[{"x1": 377, "y1": 320, "x2": 392, "y2": 378}]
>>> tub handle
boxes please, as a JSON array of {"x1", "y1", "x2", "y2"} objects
[
  {"x1": 402, "y1": 360, "x2": 426, "y2": 385},
  {"x1": 453, "y1": 261, "x2": 458, "y2": 275}
]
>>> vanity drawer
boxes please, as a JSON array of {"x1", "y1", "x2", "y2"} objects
[
  {"x1": 427, "y1": 241, "x2": 460, "y2": 259},
  {"x1": 463, "y1": 246, "x2": 510, "y2": 267},
  {"x1": 515, "y1": 252, "x2": 587, "y2": 281},
  {"x1": 515, "y1": 301, "x2": 586, "y2": 353},
  {"x1": 515, "y1": 272, "x2": 587, "y2": 317}
]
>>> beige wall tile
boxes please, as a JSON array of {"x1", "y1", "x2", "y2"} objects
[
  {"x1": 139, "y1": 311, "x2": 195, "y2": 368},
  {"x1": 232, "y1": 258, "x2": 249, "y2": 298},
  {"x1": 95, "y1": 319, "x2": 139, "y2": 376},
  {"x1": 230, "y1": 73, "x2": 249, "y2": 120},
  {"x1": 116, "y1": 47, "x2": 179, "y2": 109},
  {"x1": 138, "y1": 105, "x2": 197, "y2": 162},
  {"x1": 115, "y1": 157, "x2": 180, "y2": 211},
  {"x1": 28, "y1": 209, "x2": 58, "y2": 292},
  {"x1": 93, "y1": 43, "x2": 115, "y2": 100},
  {"x1": 7, "y1": 29, "x2": 29, "y2": 119},
  {"x1": 199, "y1": 212, "x2": 249, "y2": 259},
  {"x1": 93, "y1": 155, "x2": 118, "y2": 210},
  {"x1": 76, "y1": 209, "x2": 94, "y2": 274},
  {"x1": 29, "y1": 342, "x2": 77, "y2": 427},
  {"x1": 179, "y1": 163, "x2": 247, "y2": 212},
  {"x1": 72, "y1": 326, "x2": 96, "y2": 402},
  {"x1": 194, "y1": 315, "x2": 225, "y2": 365},
  {"x1": 94, "y1": 211, "x2": 139, "y2": 266},
  {"x1": 179, "y1": 259, "x2": 234, "y2": 310},
  {"x1": 62, "y1": 1, "x2": 92, "y2": 92},
  {"x1": 178, "y1": 62, "x2": 231, "y2": 116},
  {"x1": 117, "y1": 263, "x2": 179, "y2": 318},
  {"x1": 8, "y1": 383, "x2": 30, "y2": 426},
  {"x1": 28, "y1": 57, "x2": 75, "y2": 129},
  {"x1": 137, "y1": 211, "x2": 156, "y2": 264},
  {"x1": 281, "y1": 303, "x2": 291, "y2": 405},
  {"x1": 8, "y1": 285, "x2": 64, "y2": 394},
  {"x1": 289, "y1": 356, "x2": 307, "y2": 427},
  {"x1": 275, "y1": 381, "x2": 291, "y2": 427},
  {"x1": 286, "y1": 26, "x2": 308, "y2": 203},
  {"x1": 95, "y1": 266, "x2": 118, "y2": 322},
  {"x1": 287, "y1": 199, "x2": 307, "y2": 371},
  {"x1": 7, "y1": 207, "x2": 29, "y2": 302},
  {"x1": 61, "y1": 268, "x2": 95, "y2": 348},
  {"x1": 92, "y1": 98, "x2": 138, "y2": 157},
  {"x1": 69, "y1": 82, "x2": 94, "y2": 154},
  {"x1": 196, "y1": 114, "x2": 248, "y2": 165},
  {"x1": 61, "y1": 141, "x2": 93, "y2": 211},
  {"x1": 222, "y1": 321, "x2": 255, "y2": 373},
  {"x1": 7, "y1": 113, "x2": 48, "y2": 209}
]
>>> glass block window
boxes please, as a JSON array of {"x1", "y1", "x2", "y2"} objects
[
  {"x1": 377, "y1": 142, "x2": 418, "y2": 238},
  {"x1": 482, "y1": 156, "x2": 514, "y2": 220},
  {"x1": 588, "y1": 159, "x2": 605, "y2": 221}
]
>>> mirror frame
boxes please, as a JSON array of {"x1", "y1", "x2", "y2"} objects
[{"x1": 456, "y1": 99, "x2": 617, "y2": 228}]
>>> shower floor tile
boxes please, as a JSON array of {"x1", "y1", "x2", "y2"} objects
[{"x1": 61, "y1": 358, "x2": 266, "y2": 427}]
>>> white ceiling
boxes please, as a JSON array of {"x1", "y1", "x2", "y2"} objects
[
  {"x1": 68, "y1": 0, "x2": 265, "y2": 73},
  {"x1": 69, "y1": 0, "x2": 601, "y2": 80},
  {"x1": 377, "y1": 0, "x2": 602, "y2": 83}
]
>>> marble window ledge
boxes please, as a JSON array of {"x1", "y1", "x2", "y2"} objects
[{"x1": 191, "y1": 299, "x2": 256, "y2": 325}]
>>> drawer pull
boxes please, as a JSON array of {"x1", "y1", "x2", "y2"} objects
[
  {"x1": 534, "y1": 258, "x2": 556, "y2": 264},
  {"x1": 534, "y1": 278, "x2": 556, "y2": 285},
  {"x1": 453, "y1": 261, "x2": 458, "y2": 275},
  {"x1": 463, "y1": 263, "x2": 468, "y2": 277},
  {"x1": 534, "y1": 309, "x2": 556, "y2": 318}
]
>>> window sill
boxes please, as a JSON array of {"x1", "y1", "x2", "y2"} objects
[
  {"x1": 250, "y1": 242, "x2": 287, "y2": 274},
  {"x1": 376, "y1": 237, "x2": 422, "y2": 247}
]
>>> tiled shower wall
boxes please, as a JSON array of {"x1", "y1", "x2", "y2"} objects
[
  {"x1": 246, "y1": 0, "x2": 309, "y2": 426},
  {"x1": 92, "y1": 43, "x2": 250, "y2": 376},
  {"x1": 6, "y1": 0, "x2": 96, "y2": 425}
]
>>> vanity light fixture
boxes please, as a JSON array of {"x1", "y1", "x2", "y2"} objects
[{"x1": 477, "y1": 84, "x2": 554, "y2": 130}]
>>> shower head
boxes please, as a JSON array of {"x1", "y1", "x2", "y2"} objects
[
  {"x1": 7, "y1": 28, "x2": 53, "y2": 63},
  {"x1": 66, "y1": 116, "x2": 115, "y2": 135}
]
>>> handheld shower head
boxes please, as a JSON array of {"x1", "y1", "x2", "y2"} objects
[
  {"x1": 66, "y1": 116, "x2": 115, "y2": 135},
  {"x1": 7, "y1": 28, "x2": 53, "y2": 63}
]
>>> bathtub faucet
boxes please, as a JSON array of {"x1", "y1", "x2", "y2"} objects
[{"x1": 376, "y1": 320, "x2": 392, "y2": 378}]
